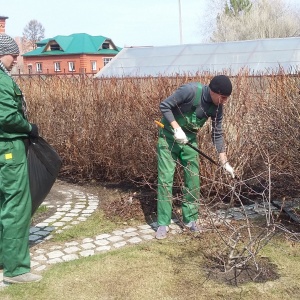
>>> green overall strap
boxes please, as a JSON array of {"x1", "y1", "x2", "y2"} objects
[
  {"x1": 193, "y1": 83, "x2": 215, "y2": 116},
  {"x1": 191, "y1": 83, "x2": 203, "y2": 111}
]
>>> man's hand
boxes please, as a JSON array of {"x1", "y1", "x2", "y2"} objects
[
  {"x1": 223, "y1": 162, "x2": 235, "y2": 178},
  {"x1": 174, "y1": 127, "x2": 188, "y2": 144},
  {"x1": 29, "y1": 123, "x2": 39, "y2": 138}
]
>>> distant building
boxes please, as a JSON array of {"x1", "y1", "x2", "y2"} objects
[
  {"x1": 22, "y1": 33, "x2": 122, "y2": 75},
  {"x1": 0, "y1": 16, "x2": 8, "y2": 34}
]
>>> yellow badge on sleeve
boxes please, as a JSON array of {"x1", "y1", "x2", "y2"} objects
[{"x1": 5, "y1": 153, "x2": 13, "y2": 160}]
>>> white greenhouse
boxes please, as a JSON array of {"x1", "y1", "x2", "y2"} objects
[{"x1": 95, "y1": 37, "x2": 300, "y2": 78}]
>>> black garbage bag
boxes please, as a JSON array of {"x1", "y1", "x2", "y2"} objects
[{"x1": 27, "y1": 137, "x2": 62, "y2": 216}]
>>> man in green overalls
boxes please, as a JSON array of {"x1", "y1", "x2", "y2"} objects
[
  {"x1": 156, "y1": 75, "x2": 235, "y2": 239},
  {"x1": 0, "y1": 34, "x2": 41, "y2": 283}
]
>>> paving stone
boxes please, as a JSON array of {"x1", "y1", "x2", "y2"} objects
[
  {"x1": 48, "y1": 250, "x2": 65, "y2": 259},
  {"x1": 35, "y1": 230, "x2": 51, "y2": 237},
  {"x1": 62, "y1": 254, "x2": 79, "y2": 261},
  {"x1": 82, "y1": 209, "x2": 95, "y2": 214},
  {"x1": 54, "y1": 212, "x2": 66, "y2": 216},
  {"x1": 107, "y1": 236, "x2": 124, "y2": 242},
  {"x1": 35, "y1": 255, "x2": 47, "y2": 261},
  {"x1": 48, "y1": 258, "x2": 63, "y2": 264},
  {"x1": 44, "y1": 226, "x2": 55, "y2": 232},
  {"x1": 35, "y1": 249, "x2": 47, "y2": 254},
  {"x1": 127, "y1": 237, "x2": 143, "y2": 244},
  {"x1": 30, "y1": 260, "x2": 40, "y2": 267},
  {"x1": 96, "y1": 245, "x2": 111, "y2": 252},
  {"x1": 34, "y1": 265, "x2": 47, "y2": 272},
  {"x1": 80, "y1": 250, "x2": 95, "y2": 257},
  {"x1": 81, "y1": 243, "x2": 96, "y2": 250},
  {"x1": 66, "y1": 213, "x2": 79, "y2": 217},
  {"x1": 50, "y1": 245, "x2": 63, "y2": 250},
  {"x1": 29, "y1": 235, "x2": 42, "y2": 242},
  {"x1": 113, "y1": 241, "x2": 127, "y2": 248},
  {"x1": 124, "y1": 227, "x2": 137, "y2": 233},
  {"x1": 61, "y1": 217, "x2": 73, "y2": 222},
  {"x1": 74, "y1": 205, "x2": 86, "y2": 209},
  {"x1": 82, "y1": 238, "x2": 94, "y2": 243},
  {"x1": 96, "y1": 234, "x2": 111, "y2": 239},
  {"x1": 94, "y1": 239, "x2": 110, "y2": 246},
  {"x1": 64, "y1": 246, "x2": 81, "y2": 254},
  {"x1": 123, "y1": 232, "x2": 139, "y2": 237},
  {"x1": 52, "y1": 222, "x2": 65, "y2": 227},
  {"x1": 112, "y1": 230, "x2": 126, "y2": 235},
  {"x1": 87, "y1": 205, "x2": 98, "y2": 209},
  {"x1": 35, "y1": 223, "x2": 49, "y2": 227},
  {"x1": 30, "y1": 227, "x2": 41, "y2": 233},
  {"x1": 70, "y1": 209, "x2": 82, "y2": 213},
  {"x1": 43, "y1": 218, "x2": 58, "y2": 223},
  {"x1": 57, "y1": 207, "x2": 70, "y2": 212},
  {"x1": 139, "y1": 229, "x2": 155, "y2": 234}
]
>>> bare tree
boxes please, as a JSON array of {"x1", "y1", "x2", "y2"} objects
[
  {"x1": 210, "y1": 0, "x2": 300, "y2": 42},
  {"x1": 22, "y1": 19, "x2": 45, "y2": 52}
]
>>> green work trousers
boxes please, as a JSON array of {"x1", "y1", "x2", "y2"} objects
[
  {"x1": 157, "y1": 135, "x2": 200, "y2": 226},
  {"x1": 0, "y1": 139, "x2": 31, "y2": 277}
]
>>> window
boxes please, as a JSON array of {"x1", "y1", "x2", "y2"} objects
[
  {"x1": 54, "y1": 62, "x2": 61, "y2": 72},
  {"x1": 68, "y1": 62, "x2": 75, "y2": 72},
  {"x1": 36, "y1": 62, "x2": 42, "y2": 73},
  {"x1": 91, "y1": 61, "x2": 97, "y2": 71},
  {"x1": 103, "y1": 57, "x2": 112, "y2": 66},
  {"x1": 50, "y1": 43, "x2": 61, "y2": 51},
  {"x1": 102, "y1": 42, "x2": 110, "y2": 49},
  {"x1": 28, "y1": 64, "x2": 32, "y2": 74}
]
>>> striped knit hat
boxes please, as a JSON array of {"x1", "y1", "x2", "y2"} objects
[{"x1": 0, "y1": 34, "x2": 19, "y2": 56}]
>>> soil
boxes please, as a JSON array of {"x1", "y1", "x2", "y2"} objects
[{"x1": 205, "y1": 256, "x2": 280, "y2": 286}]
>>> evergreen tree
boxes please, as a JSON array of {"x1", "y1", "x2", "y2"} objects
[{"x1": 224, "y1": 0, "x2": 252, "y2": 17}]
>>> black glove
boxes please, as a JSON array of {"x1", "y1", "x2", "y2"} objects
[{"x1": 29, "y1": 123, "x2": 39, "y2": 138}]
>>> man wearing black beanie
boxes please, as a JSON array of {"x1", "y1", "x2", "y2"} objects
[{"x1": 156, "y1": 75, "x2": 235, "y2": 239}]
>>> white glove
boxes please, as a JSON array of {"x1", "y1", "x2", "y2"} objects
[
  {"x1": 174, "y1": 127, "x2": 188, "y2": 144},
  {"x1": 223, "y1": 162, "x2": 235, "y2": 178}
]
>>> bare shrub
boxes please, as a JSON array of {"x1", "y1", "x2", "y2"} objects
[
  {"x1": 15, "y1": 72, "x2": 299, "y2": 192},
  {"x1": 14, "y1": 71, "x2": 300, "y2": 283}
]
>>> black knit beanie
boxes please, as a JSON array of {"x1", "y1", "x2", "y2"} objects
[{"x1": 209, "y1": 75, "x2": 232, "y2": 96}]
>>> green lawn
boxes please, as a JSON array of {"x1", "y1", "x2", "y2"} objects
[{"x1": 1, "y1": 230, "x2": 300, "y2": 300}]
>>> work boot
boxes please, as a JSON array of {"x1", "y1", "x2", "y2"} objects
[
  {"x1": 4, "y1": 272, "x2": 42, "y2": 284},
  {"x1": 155, "y1": 226, "x2": 168, "y2": 240},
  {"x1": 185, "y1": 221, "x2": 200, "y2": 232}
]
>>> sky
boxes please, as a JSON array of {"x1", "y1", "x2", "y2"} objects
[
  {"x1": 0, "y1": 0, "x2": 209, "y2": 47},
  {"x1": 1, "y1": 0, "x2": 299, "y2": 48}
]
